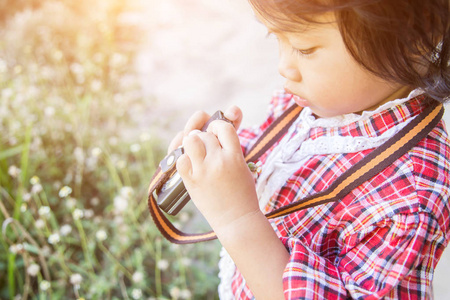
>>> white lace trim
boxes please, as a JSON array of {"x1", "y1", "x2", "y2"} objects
[{"x1": 257, "y1": 89, "x2": 423, "y2": 209}]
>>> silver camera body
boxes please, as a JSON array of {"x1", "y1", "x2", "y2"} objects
[{"x1": 156, "y1": 111, "x2": 232, "y2": 215}]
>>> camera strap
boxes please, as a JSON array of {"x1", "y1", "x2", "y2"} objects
[{"x1": 148, "y1": 98, "x2": 443, "y2": 244}]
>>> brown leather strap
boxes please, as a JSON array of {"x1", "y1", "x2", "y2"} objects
[{"x1": 148, "y1": 100, "x2": 443, "y2": 244}]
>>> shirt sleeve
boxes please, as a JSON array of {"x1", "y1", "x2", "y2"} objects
[{"x1": 280, "y1": 212, "x2": 446, "y2": 299}]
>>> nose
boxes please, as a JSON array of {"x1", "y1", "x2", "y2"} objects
[{"x1": 278, "y1": 44, "x2": 302, "y2": 82}]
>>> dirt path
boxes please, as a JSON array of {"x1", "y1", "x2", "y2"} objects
[{"x1": 134, "y1": 0, "x2": 283, "y2": 134}]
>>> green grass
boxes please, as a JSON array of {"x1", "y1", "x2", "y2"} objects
[{"x1": 0, "y1": 1, "x2": 221, "y2": 299}]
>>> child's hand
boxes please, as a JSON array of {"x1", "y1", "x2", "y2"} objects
[
  {"x1": 177, "y1": 115, "x2": 289, "y2": 300},
  {"x1": 167, "y1": 106, "x2": 243, "y2": 154},
  {"x1": 176, "y1": 119, "x2": 259, "y2": 231}
]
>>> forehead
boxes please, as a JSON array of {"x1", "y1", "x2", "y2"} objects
[
  {"x1": 254, "y1": 10, "x2": 338, "y2": 40},
  {"x1": 253, "y1": 8, "x2": 337, "y2": 34}
]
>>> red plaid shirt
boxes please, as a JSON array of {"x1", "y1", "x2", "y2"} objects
[{"x1": 230, "y1": 92, "x2": 450, "y2": 299}]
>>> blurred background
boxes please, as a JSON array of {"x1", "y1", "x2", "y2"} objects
[{"x1": 1, "y1": 0, "x2": 449, "y2": 299}]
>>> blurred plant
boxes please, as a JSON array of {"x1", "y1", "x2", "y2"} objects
[
  {"x1": 0, "y1": 0, "x2": 45, "y2": 25},
  {"x1": 0, "y1": 0, "x2": 221, "y2": 299}
]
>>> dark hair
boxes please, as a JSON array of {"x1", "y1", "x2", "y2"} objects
[{"x1": 249, "y1": 0, "x2": 450, "y2": 102}]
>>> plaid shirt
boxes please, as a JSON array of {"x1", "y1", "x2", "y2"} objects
[{"x1": 229, "y1": 92, "x2": 450, "y2": 299}]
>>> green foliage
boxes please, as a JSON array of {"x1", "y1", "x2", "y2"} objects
[{"x1": 0, "y1": 1, "x2": 221, "y2": 299}]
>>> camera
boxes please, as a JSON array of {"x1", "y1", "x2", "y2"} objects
[{"x1": 156, "y1": 111, "x2": 233, "y2": 215}]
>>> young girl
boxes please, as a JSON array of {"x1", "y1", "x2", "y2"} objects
[{"x1": 168, "y1": 0, "x2": 450, "y2": 298}]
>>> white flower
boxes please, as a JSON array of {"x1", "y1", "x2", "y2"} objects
[
  {"x1": 74, "y1": 147, "x2": 85, "y2": 163},
  {"x1": 91, "y1": 147, "x2": 102, "y2": 157},
  {"x1": 2, "y1": 88, "x2": 13, "y2": 99},
  {"x1": 20, "y1": 204, "x2": 27, "y2": 213},
  {"x1": 70, "y1": 273, "x2": 82, "y2": 285},
  {"x1": 110, "y1": 53, "x2": 127, "y2": 67},
  {"x1": 35, "y1": 219, "x2": 45, "y2": 229},
  {"x1": 70, "y1": 63, "x2": 84, "y2": 75},
  {"x1": 52, "y1": 50, "x2": 63, "y2": 61},
  {"x1": 65, "y1": 197, "x2": 77, "y2": 209},
  {"x1": 60, "y1": 224, "x2": 72, "y2": 236},
  {"x1": 116, "y1": 160, "x2": 126, "y2": 169},
  {"x1": 53, "y1": 181, "x2": 62, "y2": 190},
  {"x1": 39, "y1": 280, "x2": 51, "y2": 291},
  {"x1": 131, "y1": 288, "x2": 142, "y2": 299},
  {"x1": 48, "y1": 233, "x2": 60, "y2": 245},
  {"x1": 90, "y1": 197, "x2": 100, "y2": 206},
  {"x1": 9, "y1": 244, "x2": 24, "y2": 254},
  {"x1": 91, "y1": 79, "x2": 103, "y2": 92},
  {"x1": 27, "y1": 263, "x2": 40, "y2": 276},
  {"x1": 139, "y1": 132, "x2": 151, "y2": 142},
  {"x1": 130, "y1": 143, "x2": 141, "y2": 153},
  {"x1": 170, "y1": 287, "x2": 180, "y2": 299},
  {"x1": 38, "y1": 206, "x2": 51, "y2": 218},
  {"x1": 31, "y1": 184, "x2": 43, "y2": 194},
  {"x1": 59, "y1": 186, "x2": 72, "y2": 198},
  {"x1": 113, "y1": 195, "x2": 128, "y2": 213},
  {"x1": 132, "y1": 271, "x2": 144, "y2": 283},
  {"x1": 86, "y1": 157, "x2": 97, "y2": 171},
  {"x1": 84, "y1": 209, "x2": 94, "y2": 218},
  {"x1": 181, "y1": 257, "x2": 192, "y2": 266},
  {"x1": 30, "y1": 176, "x2": 40, "y2": 185},
  {"x1": 120, "y1": 186, "x2": 134, "y2": 199},
  {"x1": 8, "y1": 165, "x2": 21, "y2": 178},
  {"x1": 156, "y1": 259, "x2": 169, "y2": 271},
  {"x1": 41, "y1": 246, "x2": 51, "y2": 257},
  {"x1": 180, "y1": 289, "x2": 192, "y2": 299},
  {"x1": 72, "y1": 209, "x2": 84, "y2": 220},
  {"x1": 0, "y1": 58, "x2": 7, "y2": 73},
  {"x1": 95, "y1": 230, "x2": 107, "y2": 242},
  {"x1": 22, "y1": 193, "x2": 31, "y2": 202},
  {"x1": 44, "y1": 106, "x2": 55, "y2": 117}
]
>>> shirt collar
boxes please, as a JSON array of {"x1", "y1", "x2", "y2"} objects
[{"x1": 299, "y1": 89, "x2": 427, "y2": 141}]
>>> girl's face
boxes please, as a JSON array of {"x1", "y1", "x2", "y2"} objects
[{"x1": 259, "y1": 14, "x2": 404, "y2": 118}]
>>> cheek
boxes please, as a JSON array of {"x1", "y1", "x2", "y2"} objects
[{"x1": 316, "y1": 57, "x2": 366, "y2": 98}]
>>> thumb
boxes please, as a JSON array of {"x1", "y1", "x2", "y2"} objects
[{"x1": 224, "y1": 105, "x2": 243, "y2": 130}]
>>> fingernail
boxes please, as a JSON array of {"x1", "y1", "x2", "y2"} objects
[
  {"x1": 188, "y1": 129, "x2": 201, "y2": 136},
  {"x1": 225, "y1": 105, "x2": 237, "y2": 120}
]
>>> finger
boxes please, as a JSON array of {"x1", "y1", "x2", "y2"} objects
[
  {"x1": 167, "y1": 131, "x2": 184, "y2": 154},
  {"x1": 182, "y1": 133, "x2": 207, "y2": 167},
  {"x1": 176, "y1": 153, "x2": 192, "y2": 178},
  {"x1": 224, "y1": 105, "x2": 243, "y2": 130},
  {"x1": 183, "y1": 111, "x2": 211, "y2": 137},
  {"x1": 207, "y1": 120, "x2": 241, "y2": 152},
  {"x1": 196, "y1": 131, "x2": 222, "y2": 155}
]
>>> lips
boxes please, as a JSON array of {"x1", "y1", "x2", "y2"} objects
[{"x1": 284, "y1": 87, "x2": 309, "y2": 107}]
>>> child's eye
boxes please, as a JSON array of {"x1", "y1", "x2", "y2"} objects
[{"x1": 292, "y1": 47, "x2": 316, "y2": 57}]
